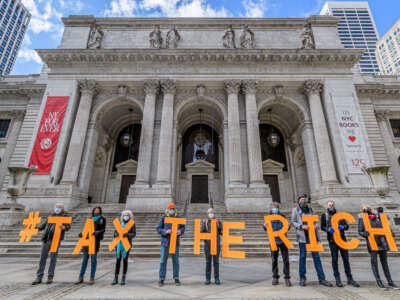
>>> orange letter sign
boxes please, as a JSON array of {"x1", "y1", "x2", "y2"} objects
[
  {"x1": 73, "y1": 218, "x2": 95, "y2": 255},
  {"x1": 362, "y1": 213, "x2": 398, "y2": 251},
  {"x1": 222, "y1": 222, "x2": 245, "y2": 259},
  {"x1": 164, "y1": 217, "x2": 187, "y2": 254},
  {"x1": 264, "y1": 215, "x2": 294, "y2": 251},
  {"x1": 194, "y1": 219, "x2": 217, "y2": 255},
  {"x1": 108, "y1": 218, "x2": 134, "y2": 252},
  {"x1": 47, "y1": 216, "x2": 72, "y2": 252},
  {"x1": 331, "y1": 212, "x2": 360, "y2": 250},
  {"x1": 302, "y1": 215, "x2": 323, "y2": 252}
]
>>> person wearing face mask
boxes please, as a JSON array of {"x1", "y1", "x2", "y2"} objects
[
  {"x1": 111, "y1": 210, "x2": 136, "y2": 286},
  {"x1": 320, "y1": 201, "x2": 359, "y2": 288},
  {"x1": 291, "y1": 195, "x2": 332, "y2": 287},
  {"x1": 75, "y1": 206, "x2": 106, "y2": 285},
  {"x1": 201, "y1": 208, "x2": 223, "y2": 285},
  {"x1": 358, "y1": 205, "x2": 398, "y2": 289},
  {"x1": 32, "y1": 203, "x2": 71, "y2": 285},
  {"x1": 263, "y1": 202, "x2": 291, "y2": 287},
  {"x1": 157, "y1": 202, "x2": 186, "y2": 287}
]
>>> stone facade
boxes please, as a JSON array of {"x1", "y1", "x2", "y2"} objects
[{"x1": 0, "y1": 16, "x2": 399, "y2": 213}]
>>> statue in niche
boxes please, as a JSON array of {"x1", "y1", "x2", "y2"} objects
[
  {"x1": 149, "y1": 25, "x2": 163, "y2": 49},
  {"x1": 192, "y1": 131, "x2": 213, "y2": 162},
  {"x1": 222, "y1": 25, "x2": 236, "y2": 49},
  {"x1": 240, "y1": 24, "x2": 254, "y2": 49},
  {"x1": 301, "y1": 22, "x2": 315, "y2": 49},
  {"x1": 166, "y1": 25, "x2": 181, "y2": 48},
  {"x1": 87, "y1": 24, "x2": 104, "y2": 49}
]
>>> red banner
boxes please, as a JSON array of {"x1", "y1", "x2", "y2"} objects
[{"x1": 29, "y1": 96, "x2": 69, "y2": 174}]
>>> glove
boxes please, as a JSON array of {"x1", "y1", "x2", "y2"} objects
[
  {"x1": 328, "y1": 227, "x2": 334, "y2": 234},
  {"x1": 92, "y1": 231, "x2": 97, "y2": 236},
  {"x1": 78, "y1": 232, "x2": 82, "y2": 238},
  {"x1": 338, "y1": 225, "x2": 344, "y2": 230},
  {"x1": 123, "y1": 233, "x2": 129, "y2": 238},
  {"x1": 114, "y1": 232, "x2": 118, "y2": 237},
  {"x1": 365, "y1": 231, "x2": 369, "y2": 237}
]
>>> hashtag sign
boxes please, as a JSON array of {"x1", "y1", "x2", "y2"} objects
[{"x1": 19, "y1": 211, "x2": 41, "y2": 243}]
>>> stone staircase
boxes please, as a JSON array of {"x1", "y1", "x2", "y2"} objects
[{"x1": 0, "y1": 203, "x2": 399, "y2": 259}]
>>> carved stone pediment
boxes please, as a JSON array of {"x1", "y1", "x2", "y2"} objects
[
  {"x1": 116, "y1": 159, "x2": 137, "y2": 175},
  {"x1": 185, "y1": 159, "x2": 215, "y2": 179},
  {"x1": 262, "y1": 159, "x2": 285, "y2": 174}
]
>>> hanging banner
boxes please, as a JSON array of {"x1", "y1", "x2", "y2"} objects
[{"x1": 29, "y1": 96, "x2": 69, "y2": 174}]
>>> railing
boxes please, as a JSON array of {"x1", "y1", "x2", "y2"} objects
[
  {"x1": 209, "y1": 192, "x2": 214, "y2": 208},
  {"x1": 183, "y1": 192, "x2": 191, "y2": 217}
]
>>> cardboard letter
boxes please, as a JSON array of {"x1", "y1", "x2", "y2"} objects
[
  {"x1": 302, "y1": 215, "x2": 323, "y2": 252},
  {"x1": 164, "y1": 217, "x2": 187, "y2": 254},
  {"x1": 73, "y1": 218, "x2": 95, "y2": 255},
  {"x1": 194, "y1": 219, "x2": 217, "y2": 255},
  {"x1": 108, "y1": 218, "x2": 134, "y2": 252},
  {"x1": 264, "y1": 215, "x2": 294, "y2": 251},
  {"x1": 362, "y1": 213, "x2": 398, "y2": 251},
  {"x1": 47, "y1": 216, "x2": 72, "y2": 252},
  {"x1": 331, "y1": 212, "x2": 360, "y2": 250},
  {"x1": 222, "y1": 222, "x2": 245, "y2": 259}
]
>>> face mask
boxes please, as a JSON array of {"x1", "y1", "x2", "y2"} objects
[
  {"x1": 363, "y1": 209, "x2": 370, "y2": 214},
  {"x1": 328, "y1": 207, "x2": 336, "y2": 214},
  {"x1": 208, "y1": 213, "x2": 215, "y2": 219},
  {"x1": 54, "y1": 208, "x2": 62, "y2": 215},
  {"x1": 123, "y1": 215, "x2": 130, "y2": 222},
  {"x1": 94, "y1": 212, "x2": 99, "y2": 217},
  {"x1": 169, "y1": 209, "x2": 175, "y2": 216},
  {"x1": 272, "y1": 208, "x2": 279, "y2": 214},
  {"x1": 299, "y1": 201, "x2": 307, "y2": 208}
]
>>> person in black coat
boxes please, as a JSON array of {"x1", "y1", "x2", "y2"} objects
[
  {"x1": 201, "y1": 208, "x2": 222, "y2": 285},
  {"x1": 112, "y1": 210, "x2": 136, "y2": 286},
  {"x1": 264, "y1": 202, "x2": 291, "y2": 287},
  {"x1": 358, "y1": 205, "x2": 398, "y2": 289},
  {"x1": 320, "y1": 201, "x2": 359, "y2": 288},
  {"x1": 75, "y1": 206, "x2": 106, "y2": 285}
]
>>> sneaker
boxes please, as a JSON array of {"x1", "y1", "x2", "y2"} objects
[
  {"x1": 377, "y1": 280, "x2": 385, "y2": 289},
  {"x1": 121, "y1": 275, "x2": 126, "y2": 286},
  {"x1": 272, "y1": 278, "x2": 279, "y2": 285},
  {"x1": 347, "y1": 278, "x2": 360, "y2": 287},
  {"x1": 205, "y1": 279, "x2": 211, "y2": 285},
  {"x1": 158, "y1": 279, "x2": 164, "y2": 287},
  {"x1": 215, "y1": 279, "x2": 221, "y2": 285},
  {"x1": 388, "y1": 281, "x2": 399, "y2": 289},
  {"x1": 32, "y1": 278, "x2": 42, "y2": 285},
  {"x1": 175, "y1": 279, "x2": 181, "y2": 286},
  {"x1": 46, "y1": 276, "x2": 53, "y2": 284},
  {"x1": 319, "y1": 279, "x2": 333, "y2": 287},
  {"x1": 112, "y1": 275, "x2": 118, "y2": 285},
  {"x1": 89, "y1": 278, "x2": 95, "y2": 285},
  {"x1": 336, "y1": 280, "x2": 344, "y2": 287},
  {"x1": 299, "y1": 278, "x2": 306, "y2": 287},
  {"x1": 285, "y1": 279, "x2": 292, "y2": 287},
  {"x1": 75, "y1": 278, "x2": 84, "y2": 285}
]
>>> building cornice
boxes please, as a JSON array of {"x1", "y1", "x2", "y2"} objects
[
  {"x1": 355, "y1": 83, "x2": 400, "y2": 97},
  {"x1": 0, "y1": 84, "x2": 46, "y2": 97}
]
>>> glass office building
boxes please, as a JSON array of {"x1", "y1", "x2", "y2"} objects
[
  {"x1": 0, "y1": 0, "x2": 30, "y2": 75},
  {"x1": 320, "y1": 2, "x2": 380, "y2": 74}
]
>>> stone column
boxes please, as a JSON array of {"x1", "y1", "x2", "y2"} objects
[
  {"x1": 303, "y1": 80, "x2": 337, "y2": 184},
  {"x1": 0, "y1": 110, "x2": 25, "y2": 190},
  {"x1": 301, "y1": 121, "x2": 321, "y2": 193},
  {"x1": 225, "y1": 80, "x2": 244, "y2": 185},
  {"x1": 155, "y1": 79, "x2": 176, "y2": 186},
  {"x1": 62, "y1": 80, "x2": 97, "y2": 184},
  {"x1": 242, "y1": 80, "x2": 264, "y2": 185},
  {"x1": 135, "y1": 80, "x2": 159, "y2": 187}
]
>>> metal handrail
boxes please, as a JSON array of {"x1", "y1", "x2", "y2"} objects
[
  {"x1": 209, "y1": 192, "x2": 214, "y2": 208},
  {"x1": 183, "y1": 192, "x2": 191, "y2": 216}
]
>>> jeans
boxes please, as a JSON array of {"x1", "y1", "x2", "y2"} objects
[
  {"x1": 370, "y1": 250, "x2": 393, "y2": 283},
  {"x1": 328, "y1": 242, "x2": 352, "y2": 281},
  {"x1": 272, "y1": 243, "x2": 290, "y2": 279},
  {"x1": 79, "y1": 252, "x2": 98, "y2": 279},
  {"x1": 299, "y1": 242, "x2": 325, "y2": 280},
  {"x1": 159, "y1": 245, "x2": 180, "y2": 280},
  {"x1": 36, "y1": 240, "x2": 60, "y2": 279}
]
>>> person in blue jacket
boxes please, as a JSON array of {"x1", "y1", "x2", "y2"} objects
[{"x1": 157, "y1": 202, "x2": 185, "y2": 287}]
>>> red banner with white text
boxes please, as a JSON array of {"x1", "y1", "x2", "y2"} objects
[{"x1": 29, "y1": 96, "x2": 69, "y2": 174}]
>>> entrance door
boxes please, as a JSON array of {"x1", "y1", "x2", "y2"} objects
[
  {"x1": 191, "y1": 175, "x2": 208, "y2": 203},
  {"x1": 119, "y1": 175, "x2": 136, "y2": 203},
  {"x1": 264, "y1": 175, "x2": 280, "y2": 203}
]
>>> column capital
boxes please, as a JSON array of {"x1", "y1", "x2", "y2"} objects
[
  {"x1": 242, "y1": 80, "x2": 258, "y2": 94},
  {"x1": 224, "y1": 80, "x2": 241, "y2": 95},
  {"x1": 143, "y1": 80, "x2": 160, "y2": 95},
  {"x1": 160, "y1": 79, "x2": 176, "y2": 95},
  {"x1": 374, "y1": 109, "x2": 390, "y2": 122},
  {"x1": 79, "y1": 79, "x2": 97, "y2": 95},
  {"x1": 11, "y1": 110, "x2": 26, "y2": 121},
  {"x1": 303, "y1": 80, "x2": 323, "y2": 97}
]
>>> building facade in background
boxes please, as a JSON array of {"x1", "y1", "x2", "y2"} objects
[
  {"x1": 0, "y1": 0, "x2": 30, "y2": 75},
  {"x1": 320, "y1": 1, "x2": 380, "y2": 74},
  {"x1": 376, "y1": 19, "x2": 400, "y2": 75}
]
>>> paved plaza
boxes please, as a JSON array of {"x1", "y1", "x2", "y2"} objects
[{"x1": 0, "y1": 256, "x2": 400, "y2": 299}]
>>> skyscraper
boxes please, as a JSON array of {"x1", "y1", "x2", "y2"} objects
[
  {"x1": 0, "y1": 0, "x2": 30, "y2": 75},
  {"x1": 376, "y1": 19, "x2": 400, "y2": 75},
  {"x1": 320, "y1": 1, "x2": 380, "y2": 74}
]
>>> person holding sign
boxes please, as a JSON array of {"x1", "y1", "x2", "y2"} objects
[
  {"x1": 32, "y1": 203, "x2": 71, "y2": 285},
  {"x1": 157, "y1": 203, "x2": 186, "y2": 287},
  {"x1": 320, "y1": 201, "x2": 360, "y2": 288},
  {"x1": 263, "y1": 202, "x2": 292, "y2": 287},
  {"x1": 111, "y1": 210, "x2": 136, "y2": 286},
  {"x1": 75, "y1": 207, "x2": 106, "y2": 285},
  {"x1": 358, "y1": 205, "x2": 398, "y2": 289},
  {"x1": 201, "y1": 208, "x2": 223, "y2": 285},
  {"x1": 291, "y1": 195, "x2": 332, "y2": 287}
]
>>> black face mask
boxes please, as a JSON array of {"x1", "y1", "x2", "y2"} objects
[
  {"x1": 299, "y1": 201, "x2": 307, "y2": 208},
  {"x1": 328, "y1": 207, "x2": 336, "y2": 214},
  {"x1": 363, "y1": 209, "x2": 371, "y2": 214}
]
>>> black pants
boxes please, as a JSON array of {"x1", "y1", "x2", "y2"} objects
[
  {"x1": 205, "y1": 247, "x2": 220, "y2": 280},
  {"x1": 271, "y1": 243, "x2": 290, "y2": 279},
  {"x1": 328, "y1": 242, "x2": 352, "y2": 281},
  {"x1": 370, "y1": 250, "x2": 393, "y2": 283},
  {"x1": 115, "y1": 251, "x2": 130, "y2": 275}
]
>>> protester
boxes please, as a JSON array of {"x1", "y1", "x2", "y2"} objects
[
  {"x1": 291, "y1": 195, "x2": 332, "y2": 287},
  {"x1": 320, "y1": 201, "x2": 360, "y2": 287},
  {"x1": 157, "y1": 202, "x2": 185, "y2": 287},
  {"x1": 32, "y1": 203, "x2": 71, "y2": 285},
  {"x1": 201, "y1": 208, "x2": 222, "y2": 285},
  {"x1": 75, "y1": 206, "x2": 106, "y2": 285},
  {"x1": 112, "y1": 210, "x2": 136, "y2": 286},
  {"x1": 264, "y1": 202, "x2": 291, "y2": 287}
]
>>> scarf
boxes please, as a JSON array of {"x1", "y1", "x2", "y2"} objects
[
  {"x1": 116, "y1": 220, "x2": 128, "y2": 259},
  {"x1": 92, "y1": 215, "x2": 102, "y2": 223}
]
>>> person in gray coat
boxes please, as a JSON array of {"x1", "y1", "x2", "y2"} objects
[{"x1": 291, "y1": 195, "x2": 332, "y2": 287}]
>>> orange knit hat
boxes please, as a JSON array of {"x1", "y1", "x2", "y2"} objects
[{"x1": 167, "y1": 203, "x2": 176, "y2": 209}]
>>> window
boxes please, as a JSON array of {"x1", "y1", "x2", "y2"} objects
[
  {"x1": 390, "y1": 119, "x2": 400, "y2": 138},
  {"x1": 0, "y1": 119, "x2": 10, "y2": 138}
]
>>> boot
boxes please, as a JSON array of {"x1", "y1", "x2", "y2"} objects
[
  {"x1": 388, "y1": 281, "x2": 399, "y2": 289},
  {"x1": 336, "y1": 279, "x2": 344, "y2": 287},
  {"x1": 158, "y1": 279, "x2": 164, "y2": 287},
  {"x1": 205, "y1": 279, "x2": 211, "y2": 285},
  {"x1": 285, "y1": 279, "x2": 292, "y2": 287},
  {"x1": 215, "y1": 279, "x2": 221, "y2": 285},
  {"x1": 272, "y1": 278, "x2": 279, "y2": 285},
  {"x1": 74, "y1": 277, "x2": 84, "y2": 285},
  {"x1": 319, "y1": 279, "x2": 333, "y2": 287},
  {"x1": 112, "y1": 274, "x2": 118, "y2": 285},
  {"x1": 32, "y1": 278, "x2": 42, "y2": 285},
  {"x1": 46, "y1": 276, "x2": 53, "y2": 284},
  {"x1": 347, "y1": 278, "x2": 360, "y2": 287},
  {"x1": 299, "y1": 278, "x2": 306, "y2": 287},
  {"x1": 377, "y1": 280, "x2": 385, "y2": 289},
  {"x1": 89, "y1": 278, "x2": 95, "y2": 285},
  {"x1": 121, "y1": 275, "x2": 126, "y2": 285},
  {"x1": 175, "y1": 279, "x2": 181, "y2": 286}
]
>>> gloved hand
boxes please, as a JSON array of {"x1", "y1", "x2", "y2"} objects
[
  {"x1": 78, "y1": 232, "x2": 82, "y2": 238},
  {"x1": 365, "y1": 231, "x2": 369, "y2": 237},
  {"x1": 92, "y1": 231, "x2": 97, "y2": 236},
  {"x1": 338, "y1": 225, "x2": 344, "y2": 230},
  {"x1": 328, "y1": 227, "x2": 334, "y2": 234},
  {"x1": 123, "y1": 233, "x2": 129, "y2": 238},
  {"x1": 114, "y1": 231, "x2": 119, "y2": 237}
]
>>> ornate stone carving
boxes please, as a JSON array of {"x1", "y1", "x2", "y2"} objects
[
  {"x1": 196, "y1": 84, "x2": 206, "y2": 97},
  {"x1": 166, "y1": 25, "x2": 181, "y2": 49},
  {"x1": 273, "y1": 85, "x2": 284, "y2": 99},
  {"x1": 87, "y1": 24, "x2": 104, "y2": 49},
  {"x1": 303, "y1": 80, "x2": 322, "y2": 96},
  {"x1": 374, "y1": 109, "x2": 390, "y2": 122},
  {"x1": 222, "y1": 25, "x2": 236, "y2": 49},
  {"x1": 117, "y1": 85, "x2": 128, "y2": 96},
  {"x1": 160, "y1": 79, "x2": 176, "y2": 95},
  {"x1": 143, "y1": 80, "x2": 160, "y2": 95},
  {"x1": 79, "y1": 79, "x2": 97, "y2": 95},
  {"x1": 149, "y1": 25, "x2": 163, "y2": 49},
  {"x1": 242, "y1": 80, "x2": 257, "y2": 94},
  {"x1": 12, "y1": 110, "x2": 26, "y2": 121},
  {"x1": 301, "y1": 22, "x2": 315, "y2": 50},
  {"x1": 240, "y1": 25, "x2": 254, "y2": 49},
  {"x1": 224, "y1": 80, "x2": 241, "y2": 94}
]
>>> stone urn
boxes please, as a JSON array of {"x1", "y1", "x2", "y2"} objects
[{"x1": 364, "y1": 166, "x2": 390, "y2": 198}]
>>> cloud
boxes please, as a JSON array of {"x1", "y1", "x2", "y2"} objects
[
  {"x1": 300, "y1": 0, "x2": 324, "y2": 17},
  {"x1": 105, "y1": 0, "x2": 137, "y2": 16},
  {"x1": 242, "y1": 0, "x2": 267, "y2": 18},
  {"x1": 21, "y1": 0, "x2": 63, "y2": 35},
  {"x1": 17, "y1": 49, "x2": 42, "y2": 64}
]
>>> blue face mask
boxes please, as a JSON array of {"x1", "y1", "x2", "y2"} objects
[{"x1": 272, "y1": 208, "x2": 279, "y2": 214}]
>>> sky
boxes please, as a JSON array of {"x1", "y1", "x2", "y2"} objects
[{"x1": 12, "y1": 0, "x2": 400, "y2": 75}]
